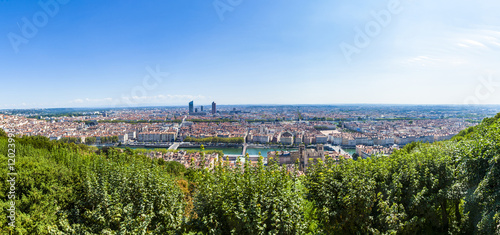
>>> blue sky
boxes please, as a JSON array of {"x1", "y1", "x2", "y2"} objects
[{"x1": 1, "y1": 0, "x2": 500, "y2": 109}]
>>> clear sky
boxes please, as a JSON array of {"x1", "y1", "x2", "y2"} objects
[{"x1": 1, "y1": 0, "x2": 500, "y2": 109}]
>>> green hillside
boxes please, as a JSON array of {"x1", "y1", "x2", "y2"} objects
[{"x1": 1, "y1": 114, "x2": 500, "y2": 234}]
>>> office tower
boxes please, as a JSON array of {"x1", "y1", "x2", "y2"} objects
[
  {"x1": 212, "y1": 102, "x2": 216, "y2": 114},
  {"x1": 189, "y1": 101, "x2": 194, "y2": 113},
  {"x1": 201, "y1": 106, "x2": 204, "y2": 112}
]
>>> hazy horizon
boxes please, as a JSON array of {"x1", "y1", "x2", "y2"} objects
[{"x1": 3, "y1": 103, "x2": 500, "y2": 112}]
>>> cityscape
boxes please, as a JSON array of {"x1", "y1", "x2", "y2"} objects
[
  {"x1": 0, "y1": 103, "x2": 495, "y2": 166},
  {"x1": 2, "y1": 0, "x2": 500, "y2": 234}
]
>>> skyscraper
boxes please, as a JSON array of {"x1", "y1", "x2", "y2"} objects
[
  {"x1": 212, "y1": 102, "x2": 216, "y2": 114},
  {"x1": 189, "y1": 101, "x2": 194, "y2": 114},
  {"x1": 201, "y1": 106, "x2": 204, "y2": 112}
]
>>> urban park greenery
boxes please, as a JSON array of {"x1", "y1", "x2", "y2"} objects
[{"x1": 1, "y1": 113, "x2": 500, "y2": 234}]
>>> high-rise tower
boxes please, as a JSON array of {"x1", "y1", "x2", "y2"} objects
[
  {"x1": 189, "y1": 101, "x2": 194, "y2": 114},
  {"x1": 212, "y1": 102, "x2": 216, "y2": 114}
]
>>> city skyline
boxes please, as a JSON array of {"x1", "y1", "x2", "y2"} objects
[{"x1": 1, "y1": 0, "x2": 500, "y2": 109}]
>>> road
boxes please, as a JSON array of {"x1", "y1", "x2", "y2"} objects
[{"x1": 173, "y1": 115, "x2": 187, "y2": 144}]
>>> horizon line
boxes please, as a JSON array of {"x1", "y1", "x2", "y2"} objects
[{"x1": 2, "y1": 103, "x2": 500, "y2": 111}]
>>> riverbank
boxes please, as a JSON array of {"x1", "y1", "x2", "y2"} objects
[{"x1": 107, "y1": 142, "x2": 354, "y2": 158}]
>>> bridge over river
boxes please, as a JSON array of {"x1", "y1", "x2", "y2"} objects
[
  {"x1": 241, "y1": 143, "x2": 248, "y2": 156},
  {"x1": 168, "y1": 142, "x2": 182, "y2": 150}
]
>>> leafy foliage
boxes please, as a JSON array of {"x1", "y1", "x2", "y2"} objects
[
  {"x1": 192, "y1": 156, "x2": 307, "y2": 234},
  {"x1": 306, "y1": 143, "x2": 463, "y2": 234},
  {"x1": 453, "y1": 113, "x2": 500, "y2": 234},
  {"x1": 63, "y1": 151, "x2": 186, "y2": 234},
  {"x1": 0, "y1": 139, "x2": 79, "y2": 234},
  {"x1": 0, "y1": 129, "x2": 7, "y2": 138},
  {"x1": 0, "y1": 137, "x2": 184, "y2": 234}
]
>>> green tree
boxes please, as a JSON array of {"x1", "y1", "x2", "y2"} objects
[{"x1": 0, "y1": 128, "x2": 7, "y2": 138}]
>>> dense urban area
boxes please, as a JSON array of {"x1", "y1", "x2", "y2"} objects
[{"x1": 0, "y1": 104, "x2": 495, "y2": 158}]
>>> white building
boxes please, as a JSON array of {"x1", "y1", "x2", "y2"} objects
[
  {"x1": 315, "y1": 135, "x2": 328, "y2": 144},
  {"x1": 280, "y1": 132, "x2": 294, "y2": 145},
  {"x1": 119, "y1": 134, "x2": 129, "y2": 143},
  {"x1": 253, "y1": 134, "x2": 270, "y2": 144}
]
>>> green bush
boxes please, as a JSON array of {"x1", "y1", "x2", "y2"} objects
[
  {"x1": 62, "y1": 152, "x2": 186, "y2": 234},
  {"x1": 306, "y1": 143, "x2": 463, "y2": 234},
  {"x1": 192, "y1": 156, "x2": 306, "y2": 234},
  {"x1": 0, "y1": 136, "x2": 186, "y2": 234},
  {"x1": 0, "y1": 138, "x2": 80, "y2": 234}
]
